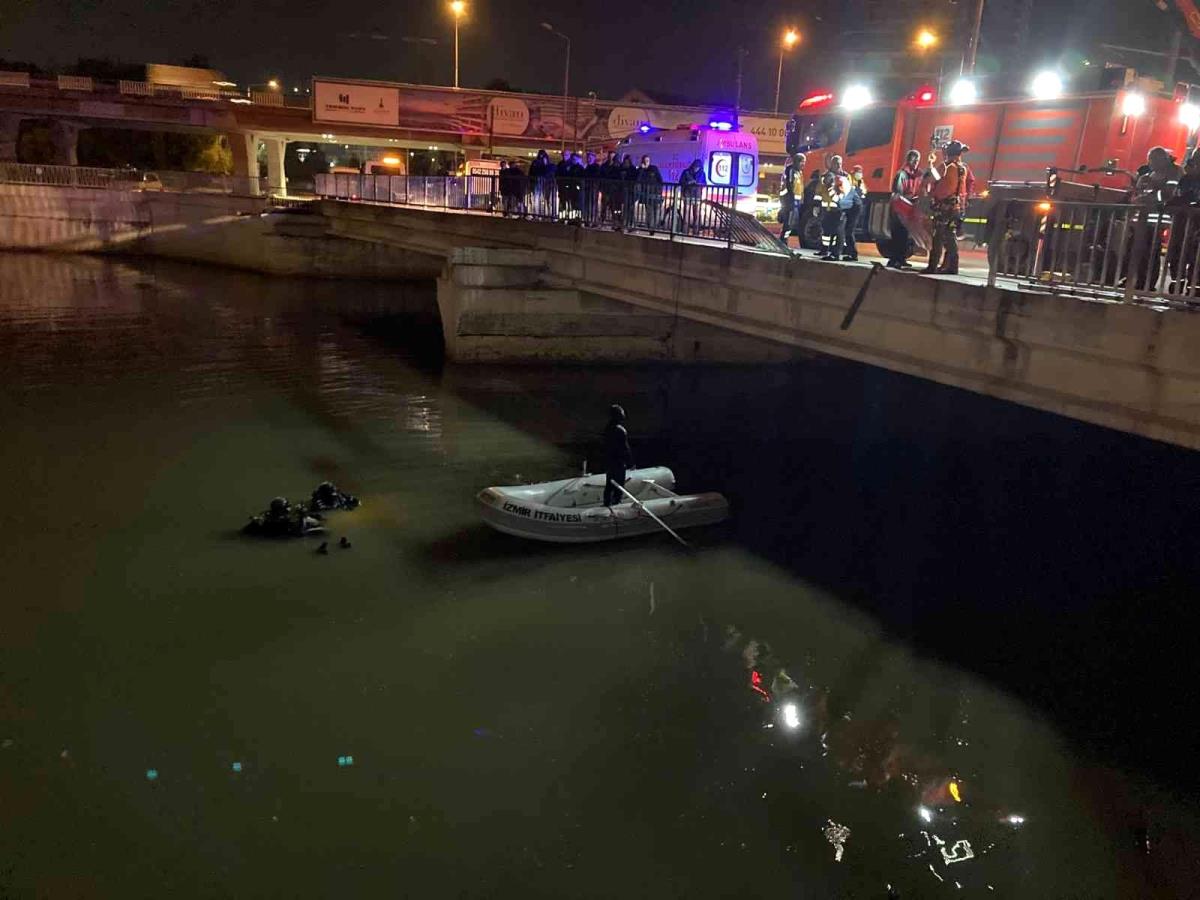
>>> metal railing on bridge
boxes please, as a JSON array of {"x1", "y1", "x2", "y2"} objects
[
  {"x1": 0, "y1": 162, "x2": 263, "y2": 195},
  {"x1": 987, "y1": 197, "x2": 1200, "y2": 308},
  {"x1": 312, "y1": 173, "x2": 788, "y2": 254}
]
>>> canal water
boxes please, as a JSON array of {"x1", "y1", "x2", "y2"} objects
[{"x1": 0, "y1": 252, "x2": 1197, "y2": 898}]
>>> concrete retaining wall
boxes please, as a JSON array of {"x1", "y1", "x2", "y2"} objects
[{"x1": 0, "y1": 184, "x2": 437, "y2": 279}]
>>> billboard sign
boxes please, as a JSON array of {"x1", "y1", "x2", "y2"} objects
[
  {"x1": 738, "y1": 115, "x2": 789, "y2": 156},
  {"x1": 314, "y1": 80, "x2": 400, "y2": 126},
  {"x1": 487, "y1": 97, "x2": 530, "y2": 136}
]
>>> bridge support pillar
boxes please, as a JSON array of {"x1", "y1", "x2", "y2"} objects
[
  {"x1": 263, "y1": 137, "x2": 287, "y2": 197},
  {"x1": 48, "y1": 121, "x2": 79, "y2": 166},
  {"x1": 225, "y1": 131, "x2": 262, "y2": 196},
  {"x1": 0, "y1": 113, "x2": 24, "y2": 162}
]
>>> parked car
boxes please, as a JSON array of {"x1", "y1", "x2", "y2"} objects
[{"x1": 753, "y1": 192, "x2": 780, "y2": 223}]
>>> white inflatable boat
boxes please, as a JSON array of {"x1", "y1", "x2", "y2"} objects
[{"x1": 477, "y1": 466, "x2": 729, "y2": 543}]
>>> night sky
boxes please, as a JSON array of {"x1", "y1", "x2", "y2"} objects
[{"x1": 0, "y1": 0, "x2": 1191, "y2": 108}]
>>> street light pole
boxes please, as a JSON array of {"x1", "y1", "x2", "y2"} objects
[
  {"x1": 449, "y1": 1, "x2": 466, "y2": 88},
  {"x1": 774, "y1": 29, "x2": 799, "y2": 115},
  {"x1": 542, "y1": 22, "x2": 571, "y2": 153}
]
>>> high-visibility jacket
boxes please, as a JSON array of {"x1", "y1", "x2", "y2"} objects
[
  {"x1": 930, "y1": 161, "x2": 969, "y2": 207},
  {"x1": 818, "y1": 170, "x2": 851, "y2": 208}
]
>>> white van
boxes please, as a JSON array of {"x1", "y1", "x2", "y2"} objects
[{"x1": 618, "y1": 125, "x2": 759, "y2": 212}]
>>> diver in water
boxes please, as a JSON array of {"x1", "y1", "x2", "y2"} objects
[{"x1": 602, "y1": 404, "x2": 634, "y2": 507}]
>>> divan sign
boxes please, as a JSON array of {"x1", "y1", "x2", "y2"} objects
[
  {"x1": 487, "y1": 97, "x2": 530, "y2": 136},
  {"x1": 607, "y1": 107, "x2": 648, "y2": 139},
  {"x1": 313, "y1": 80, "x2": 400, "y2": 126}
]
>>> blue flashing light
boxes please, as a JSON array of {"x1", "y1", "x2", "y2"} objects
[
  {"x1": 709, "y1": 120, "x2": 734, "y2": 131},
  {"x1": 638, "y1": 123, "x2": 653, "y2": 134}
]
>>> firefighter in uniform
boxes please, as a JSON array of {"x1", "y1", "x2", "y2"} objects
[{"x1": 922, "y1": 140, "x2": 971, "y2": 275}]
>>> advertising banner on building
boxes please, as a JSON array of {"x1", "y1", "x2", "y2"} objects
[
  {"x1": 314, "y1": 80, "x2": 400, "y2": 126},
  {"x1": 311, "y1": 78, "x2": 790, "y2": 155},
  {"x1": 738, "y1": 115, "x2": 788, "y2": 156}
]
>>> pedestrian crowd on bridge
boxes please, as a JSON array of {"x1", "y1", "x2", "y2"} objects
[
  {"x1": 496, "y1": 149, "x2": 715, "y2": 236},
  {"x1": 777, "y1": 140, "x2": 974, "y2": 275}
]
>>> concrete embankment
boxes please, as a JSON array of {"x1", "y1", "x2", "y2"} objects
[{"x1": 0, "y1": 184, "x2": 431, "y2": 279}]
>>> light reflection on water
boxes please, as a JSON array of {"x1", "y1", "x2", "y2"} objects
[{"x1": 0, "y1": 253, "x2": 1197, "y2": 897}]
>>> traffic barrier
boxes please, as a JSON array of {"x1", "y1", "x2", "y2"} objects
[
  {"x1": 56, "y1": 75, "x2": 94, "y2": 92},
  {"x1": 987, "y1": 198, "x2": 1200, "y2": 308},
  {"x1": 312, "y1": 172, "x2": 787, "y2": 254},
  {"x1": 118, "y1": 80, "x2": 154, "y2": 97},
  {"x1": 0, "y1": 71, "x2": 31, "y2": 88}
]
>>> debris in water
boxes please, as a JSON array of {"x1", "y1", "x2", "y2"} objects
[
  {"x1": 145, "y1": 768, "x2": 159, "y2": 781},
  {"x1": 337, "y1": 755, "x2": 354, "y2": 767},
  {"x1": 339, "y1": 536, "x2": 351, "y2": 549},
  {"x1": 231, "y1": 762, "x2": 243, "y2": 773},
  {"x1": 316, "y1": 542, "x2": 329, "y2": 555},
  {"x1": 823, "y1": 819, "x2": 850, "y2": 862},
  {"x1": 940, "y1": 839, "x2": 975, "y2": 865}
]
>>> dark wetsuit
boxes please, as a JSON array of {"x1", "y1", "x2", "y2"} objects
[{"x1": 602, "y1": 421, "x2": 634, "y2": 506}]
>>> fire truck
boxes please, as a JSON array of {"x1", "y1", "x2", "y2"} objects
[{"x1": 784, "y1": 81, "x2": 1196, "y2": 254}]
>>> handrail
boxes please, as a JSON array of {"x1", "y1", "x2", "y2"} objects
[
  {"x1": 312, "y1": 172, "x2": 789, "y2": 255},
  {"x1": 986, "y1": 196, "x2": 1200, "y2": 308}
]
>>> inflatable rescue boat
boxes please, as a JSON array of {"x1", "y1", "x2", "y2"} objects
[{"x1": 477, "y1": 466, "x2": 729, "y2": 543}]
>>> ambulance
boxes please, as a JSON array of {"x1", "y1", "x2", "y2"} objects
[{"x1": 618, "y1": 123, "x2": 760, "y2": 213}]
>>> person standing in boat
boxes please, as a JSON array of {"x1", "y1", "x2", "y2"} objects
[{"x1": 603, "y1": 404, "x2": 635, "y2": 507}]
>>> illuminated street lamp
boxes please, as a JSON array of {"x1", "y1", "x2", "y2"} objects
[
  {"x1": 915, "y1": 28, "x2": 939, "y2": 51},
  {"x1": 449, "y1": 1, "x2": 466, "y2": 89},
  {"x1": 246, "y1": 78, "x2": 282, "y2": 97},
  {"x1": 774, "y1": 28, "x2": 800, "y2": 115}
]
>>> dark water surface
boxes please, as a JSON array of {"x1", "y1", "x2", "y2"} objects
[{"x1": 1, "y1": 253, "x2": 1197, "y2": 898}]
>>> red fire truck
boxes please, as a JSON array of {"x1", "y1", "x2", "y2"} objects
[{"x1": 784, "y1": 83, "x2": 1196, "y2": 252}]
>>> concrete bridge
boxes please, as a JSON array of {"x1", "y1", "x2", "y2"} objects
[{"x1": 1, "y1": 175, "x2": 1197, "y2": 450}]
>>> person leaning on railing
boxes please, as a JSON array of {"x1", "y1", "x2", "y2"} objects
[
  {"x1": 599, "y1": 151, "x2": 620, "y2": 225},
  {"x1": 1164, "y1": 150, "x2": 1200, "y2": 292},
  {"x1": 678, "y1": 158, "x2": 707, "y2": 235},
  {"x1": 529, "y1": 149, "x2": 553, "y2": 218},
  {"x1": 1127, "y1": 146, "x2": 1183, "y2": 290},
  {"x1": 635, "y1": 155, "x2": 665, "y2": 234}
]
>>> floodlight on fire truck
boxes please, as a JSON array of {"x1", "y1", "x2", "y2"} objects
[
  {"x1": 1122, "y1": 92, "x2": 1146, "y2": 117},
  {"x1": 841, "y1": 84, "x2": 872, "y2": 112},
  {"x1": 948, "y1": 79, "x2": 977, "y2": 106},
  {"x1": 1179, "y1": 103, "x2": 1200, "y2": 131},
  {"x1": 1030, "y1": 71, "x2": 1063, "y2": 101}
]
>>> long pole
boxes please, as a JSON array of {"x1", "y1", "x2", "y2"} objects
[
  {"x1": 454, "y1": 19, "x2": 460, "y2": 88},
  {"x1": 734, "y1": 46, "x2": 745, "y2": 129},
  {"x1": 774, "y1": 49, "x2": 784, "y2": 114},
  {"x1": 614, "y1": 482, "x2": 689, "y2": 548},
  {"x1": 965, "y1": 0, "x2": 985, "y2": 74},
  {"x1": 562, "y1": 36, "x2": 571, "y2": 153}
]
